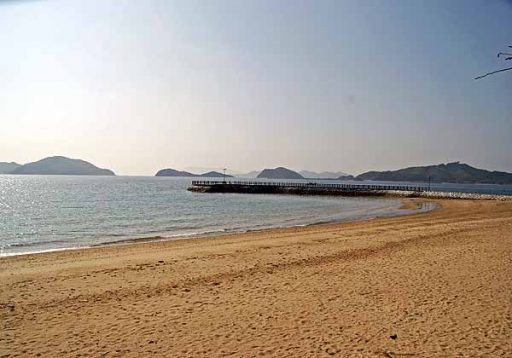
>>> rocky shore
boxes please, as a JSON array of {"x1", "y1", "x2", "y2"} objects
[{"x1": 385, "y1": 190, "x2": 512, "y2": 201}]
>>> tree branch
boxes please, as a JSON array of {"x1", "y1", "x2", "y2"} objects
[{"x1": 474, "y1": 67, "x2": 512, "y2": 80}]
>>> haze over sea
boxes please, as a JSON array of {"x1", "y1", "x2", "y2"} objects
[{"x1": 2, "y1": 175, "x2": 511, "y2": 256}]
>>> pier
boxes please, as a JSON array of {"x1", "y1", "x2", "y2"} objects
[{"x1": 188, "y1": 180, "x2": 428, "y2": 197}]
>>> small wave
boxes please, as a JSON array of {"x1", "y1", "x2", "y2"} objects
[
  {"x1": 6, "y1": 238, "x2": 74, "y2": 248},
  {"x1": 1, "y1": 195, "x2": 437, "y2": 256},
  {"x1": 0, "y1": 246, "x2": 87, "y2": 257}
]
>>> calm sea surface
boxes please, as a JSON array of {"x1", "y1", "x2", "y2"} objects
[
  {"x1": 1, "y1": 175, "x2": 508, "y2": 256},
  {"x1": 0, "y1": 175, "x2": 421, "y2": 256}
]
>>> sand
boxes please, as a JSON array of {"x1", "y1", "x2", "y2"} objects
[{"x1": 1, "y1": 199, "x2": 512, "y2": 357}]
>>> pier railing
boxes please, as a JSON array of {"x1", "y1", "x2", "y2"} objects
[{"x1": 191, "y1": 180, "x2": 427, "y2": 192}]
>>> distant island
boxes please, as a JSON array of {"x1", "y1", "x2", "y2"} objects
[
  {"x1": 155, "y1": 168, "x2": 233, "y2": 178},
  {"x1": 0, "y1": 162, "x2": 21, "y2": 174},
  {"x1": 356, "y1": 162, "x2": 512, "y2": 184},
  {"x1": 169, "y1": 162, "x2": 512, "y2": 184},
  {"x1": 236, "y1": 170, "x2": 261, "y2": 179},
  {"x1": 338, "y1": 174, "x2": 355, "y2": 181},
  {"x1": 4, "y1": 159, "x2": 507, "y2": 184},
  {"x1": 257, "y1": 167, "x2": 304, "y2": 180},
  {"x1": 5, "y1": 156, "x2": 115, "y2": 176},
  {"x1": 299, "y1": 170, "x2": 349, "y2": 180},
  {"x1": 201, "y1": 171, "x2": 233, "y2": 178},
  {"x1": 191, "y1": 162, "x2": 512, "y2": 184},
  {"x1": 155, "y1": 169, "x2": 196, "y2": 177}
]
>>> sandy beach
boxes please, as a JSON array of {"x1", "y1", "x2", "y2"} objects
[{"x1": 1, "y1": 199, "x2": 511, "y2": 357}]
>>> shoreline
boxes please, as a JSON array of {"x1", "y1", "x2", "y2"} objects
[
  {"x1": 2, "y1": 198, "x2": 512, "y2": 356},
  {"x1": 89, "y1": 199, "x2": 437, "y2": 249},
  {"x1": 0, "y1": 198, "x2": 436, "y2": 259}
]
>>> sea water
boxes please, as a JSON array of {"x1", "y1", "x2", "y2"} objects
[{"x1": 3, "y1": 175, "x2": 505, "y2": 256}]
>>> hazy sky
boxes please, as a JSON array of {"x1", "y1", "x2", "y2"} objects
[{"x1": 1, "y1": 0, "x2": 511, "y2": 175}]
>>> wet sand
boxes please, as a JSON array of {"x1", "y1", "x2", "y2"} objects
[{"x1": 1, "y1": 199, "x2": 511, "y2": 357}]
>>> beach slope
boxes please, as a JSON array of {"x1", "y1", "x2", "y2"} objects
[{"x1": 1, "y1": 199, "x2": 511, "y2": 357}]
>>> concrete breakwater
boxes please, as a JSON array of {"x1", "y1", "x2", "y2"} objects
[
  {"x1": 188, "y1": 180, "x2": 512, "y2": 200},
  {"x1": 411, "y1": 190, "x2": 512, "y2": 201},
  {"x1": 188, "y1": 180, "x2": 426, "y2": 197}
]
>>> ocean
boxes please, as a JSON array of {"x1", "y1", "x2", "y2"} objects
[
  {"x1": 1, "y1": 175, "x2": 509, "y2": 256},
  {"x1": 0, "y1": 175, "x2": 416, "y2": 256}
]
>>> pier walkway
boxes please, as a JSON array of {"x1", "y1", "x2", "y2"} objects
[{"x1": 188, "y1": 180, "x2": 428, "y2": 196}]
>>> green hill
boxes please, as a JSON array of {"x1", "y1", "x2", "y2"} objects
[
  {"x1": 0, "y1": 162, "x2": 21, "y2": 174},
  {"x1": 257, "y1": 167, "x2": 304, "y2": 180},
  {"x1": 156, "y1": 168, "x2": 196, "y2": 177},
  {"x1": 200, "y1": 171, "x2": 233, "y2": 178},
  {"x1": 356, "y1": 162, "x2": 512, "y2": 184},
  {"x1": 11, "y1": 156, "x2": 115, "y2": 176}
]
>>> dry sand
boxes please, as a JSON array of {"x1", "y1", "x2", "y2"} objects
[{"x1": 1, "y1": 199, "x2": 512, "y2": 357}]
